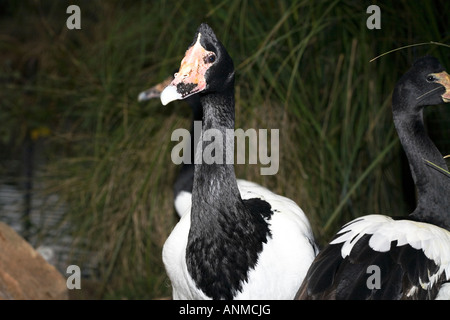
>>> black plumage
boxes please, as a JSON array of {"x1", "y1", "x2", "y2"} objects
[
  {"x1": 161, "y1": 23, "x2": 317, "y2": 300},
  {"x1": 296, "y1": 56, "x2": 450, "y2": 300}
]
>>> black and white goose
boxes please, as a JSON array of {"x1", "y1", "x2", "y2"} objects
[
  {"x1": 159, "y1": 23, "x2": 318, "y2": 300},
  {"x1": 138, "y1": 75, "x2": 256, "y2": 219},
  {"x1": 295, "y1": 56, "x2": 450, "y2": 300}
]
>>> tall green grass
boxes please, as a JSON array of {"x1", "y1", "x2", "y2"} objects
[{"x1": 1, "y1": 0, "x2": 449, "y2": 298}]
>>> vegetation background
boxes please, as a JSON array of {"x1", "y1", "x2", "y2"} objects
[{"x1": 0, "y1": 0, "x2": 449, "y2": 299}]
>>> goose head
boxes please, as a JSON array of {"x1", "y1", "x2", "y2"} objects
[
  {"x1": 137, "y1": 75, "x2": 173, "y2": 102},
  {"x1": 392, "y1": 56, "x2": 450, "y2": 114},
  {"x1": 160, "y1": 23, "x2": 235, "y2": 106}
]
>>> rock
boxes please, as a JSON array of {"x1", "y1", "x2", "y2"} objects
[{"x1": 0, "y1": 222, "x2": 68, "y2": 300}]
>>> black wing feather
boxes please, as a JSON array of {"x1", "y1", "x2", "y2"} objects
[{"x1": 296, "y1": 232, "x2": 443, "y2": 300}]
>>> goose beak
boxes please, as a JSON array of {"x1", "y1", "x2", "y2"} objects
[
  {"x1": 434, "y1": 71, "x2": 450, "y2": 103},
  {"x1": 160, "y1": 33, "x2": 213, "y2": 106},
  {"x1": 138, "y1": 75, "x2": 173, "y2": 102}
]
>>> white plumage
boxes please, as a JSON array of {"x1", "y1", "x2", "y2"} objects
[
  {"x1": 436, "y1": 283, "x2": 450, "y2": 300},
  {"x1": 163, "y1": 180, "x2": 317, "y2": 299},
  {"x1": 331, "y1": 214, "x2": 450, "y2": 287},
  {"x1": 159, "y1": 23, "x2": 318, "y2": 300}
]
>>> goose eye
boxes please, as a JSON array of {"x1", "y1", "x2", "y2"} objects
[
  {"x1": 205, "y1": 53, "x2": 216, "y2": 64},
  {"x1": 426, "y1": 75, "x2": 436, "y2": 82}
]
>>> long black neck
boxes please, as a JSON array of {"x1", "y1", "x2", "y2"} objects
[
  {"x1": 190, "y1": 87, "x2": 242, "y2": 225},
  {"x1": 186, "y1": 85, "x2": 272, "y2": 299},
  {"x1": 393, "y1": 108, "x2": 450, "y2": 230}
]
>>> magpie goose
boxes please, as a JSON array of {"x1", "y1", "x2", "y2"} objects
[
  {"x1": 295, "y1": 56, "x2": 450, "y2": 300},
  {"x1": 159, "y1": 23, "x2": 318, "y2": 300}
]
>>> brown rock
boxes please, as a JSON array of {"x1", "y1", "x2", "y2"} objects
[{"x1": 0, "y1": 222, "x2": 68, "y2": 300}]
